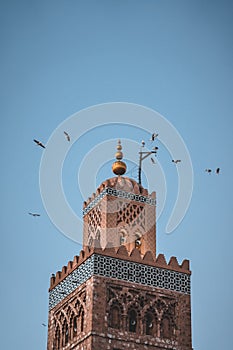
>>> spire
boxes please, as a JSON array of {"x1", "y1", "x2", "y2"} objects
[{"x1": 112, "y1": 140, "x2": 127, "y2": 175}]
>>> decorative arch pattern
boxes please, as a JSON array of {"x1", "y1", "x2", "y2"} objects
[
  {"x1": 51, "y1": 292, "x2": 86, "y2": 349},
  {"x1": 107, "y1": 285, "x2": 177, "y2": 339}
]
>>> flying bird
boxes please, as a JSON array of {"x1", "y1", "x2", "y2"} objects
[
  {"x1": 64, "y1": 131, "x2": 70, "y2": 142},
  {"x1": 172, "y1": 159, "x2": 181, "y2": 164},
  {"x1": 150, "y1": 133, "x2": 159, "y2": 141},
  {"x1": 205, "y1": 169, "x2": 212, "y2": 174},
  {"x1": 151, "y1": 158, "x2": 156, "y2": 164},
  {"x1": 28, "y1": 212, "x2": 40, "y2": 217},
  {"x1": 42, "y1": 323, "x2": 47, "y2": 327},
  {"x1": 33, "y1": 139, "x2": 46, "y2": 149},
  {"x1": 216, "y1": 167, "x2": 220, "y2": 174}
]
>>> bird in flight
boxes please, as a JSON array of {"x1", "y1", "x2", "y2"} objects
[
  {"x1": 28, "y1": 212, "x2": 40, "y2": 217},
  {"x1": 33, "y1": 139, "x2": 46, "y2": 148},
  {"x1": 205, "y1": 168, "x2": 212, "y2": 174},
  {"x1": 42, "y1": 323, "x2": 47, "y2": 327},
  {"x1": 151, "y1": 157, "x2": 156, "y2": 164},
  {"x1": 172, "y1": 159, "x2": 181, "y2": 164},
  {"x1": 216, "y1": 167, "x2": 220, "y2": 174},
  {"x1": 150, "y1": 133, "x2": 159, "y2": 141},
  {"x1": 64, "y1": 131, "x2": 70, "y2": 142}
]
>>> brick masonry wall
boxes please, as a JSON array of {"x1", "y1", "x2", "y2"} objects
[
  {"x1": 82, "y1": 176, "x2": 156, "y2": 255},
  {"x1": 47, "y1": 176, "x2": 192, "y2": 350},
  {"x1": 47, "y1": 274, "x2": 192, "y2": 350},
  {"x1": 91, "y1": 276, "x2": 192, "y2": 350}
]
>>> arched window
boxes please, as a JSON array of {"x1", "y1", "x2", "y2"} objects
[
  {"x1": 79, "y1": 307, "x2": 84, "y2": 332},
  {"x1": 109, "y1": 305, "x2": 120, "y2": 329},
  {"x1": 53, "y1": 326, "x2": 60, "y2": 350},
  {"x1": 161, "y1": 315, "x2": 172, "y2": 339},
  {"x1": 128, "y1": 309, "x2": 137, "y2": 333},
  {"x1": 145, "y1": 312, "x2": 154, "y2": 336},
  {"x1": 73, "y1": 315, "x2": 77, "y2": 336},
  {"x1": 62, "y1": 321, "x2": 69, "y2": 346},
  {"x1": 65, "y1": 323, "x2": 69, "y2": 344},
  {"x1": 70, "y1": 313, "x2": 77, "y2": 340}
]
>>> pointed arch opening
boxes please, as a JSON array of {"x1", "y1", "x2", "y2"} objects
[
  {"x1": 145, "y1": 311, "x2": 155, "y2": 336},
  {"x1": 161, "y1": 315, "x2": 173, "y2": 339},
  {"x1": 62, "y1": 320, "x2": 69, "y2": 346},
  {"x1": 53, "y1": 325, "x2": 60, "y2": 350},
  {"x1": 109, "y1": 304, "x2": 121, "y2": 329},
  {"x1": 73, "y1": 315, "x2": 78, "y2": 336},
  {"x1": 128, "y1": 309, "x2": 137, "y2": 333},
  {"x1": 78, "y1": 306, "x2": 84, "y2": 332}
]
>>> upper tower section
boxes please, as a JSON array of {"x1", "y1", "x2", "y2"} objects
[{"x1": 83, "y1": 141, "x2": 156, "y2": 256}]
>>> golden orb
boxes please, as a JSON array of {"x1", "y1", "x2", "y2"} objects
[
  {"x1": 115, "y1": 151, "x2": 123, "y2": 160},
  {"x1": 112, "y1": 160, "x2": 127, "y2": 175}
]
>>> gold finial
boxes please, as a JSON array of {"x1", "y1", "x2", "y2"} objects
[
  {"x1": 112, "y1": 140, "x2": 127, "y2": 175},
  {"x1": 115, "y1": 139, "x2": 123, "y2": 160}
]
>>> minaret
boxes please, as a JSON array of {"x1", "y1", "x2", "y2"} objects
[
  {"x1": 83, "y1": 140, "x2": 156, "y2": 256},
  {"x1": 47, "y1": 140, "x2": 192, "y2": 350}
]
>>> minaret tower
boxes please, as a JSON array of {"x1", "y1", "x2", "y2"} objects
[
  {"x1": 47, "y1": 140, "x2": 192, "y2": 350},
  {"x1": 83, "y1": 140, "x2": 156, "y2": 256}
]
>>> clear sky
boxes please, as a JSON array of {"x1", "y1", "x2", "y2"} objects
[{"x1": 1, "y1": 1, "x2": 233, "y2": 349}]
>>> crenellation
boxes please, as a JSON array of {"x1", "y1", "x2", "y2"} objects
[
  {"x1": 181, "y1": 259, "x2": 190, "y2": 270},
  {"x1": 168, "y1": 256, "x2": 179, "y2": 269},
  {"x1": 67, "y1": 261, "x2": 73, "y2": 272},
  {"x1": 116, "y1": 245, "x2": 129, "y2": 257},
  {"x1": 142, "y1": 251, "x2": 155, "y2": 263},
  {"x1": 130, "y1": 247, "x2": 142, "y2": 260},
  {"x1": 73, "y1": 255, "x2": 79, "y2": 265},
  {"x1": 49, "y1": 247, "x2": 191, "y2": 290},
  {"x1": 156, "y1": 253, "x2": 167, "y2": 266},
  {"x1": 55, "y1": 271, "x2": 61, "y2": 283},
  {"x1": 61, "y1": 265, "x2": 67, "y2": 275}
]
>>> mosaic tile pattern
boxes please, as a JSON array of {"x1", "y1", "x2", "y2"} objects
[
  {"x1": 49, "y1": 256, "x2": 94, "y2": 310},
  {"x1": 49, "y1": 254, "x2": 190, "y2": 310},
  {"x1": 93, "y1": 255, "x2": 190, "y2": 294},
  {"x1": 83, "y1": 187, "x2": 156, "y2": 216}
]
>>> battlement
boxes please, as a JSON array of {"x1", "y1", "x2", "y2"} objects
[{"x1": 49, "y1": 245, "x2": 190, "y2": 291}]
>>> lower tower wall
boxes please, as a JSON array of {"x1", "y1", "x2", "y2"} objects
[{"x1": 47, "y1": 251, "x2": 192, "y2": 350}]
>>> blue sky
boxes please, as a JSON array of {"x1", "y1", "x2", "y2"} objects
[{"x1": 1, "y1": 1, "x2": 233, "y2": 349}]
